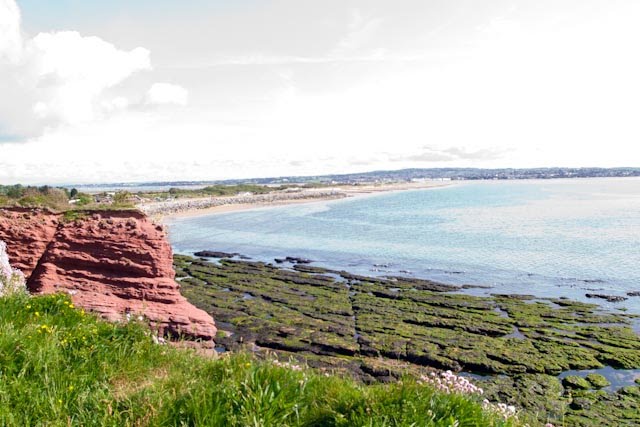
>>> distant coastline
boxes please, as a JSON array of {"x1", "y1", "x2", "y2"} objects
[
  {"x1": 141, "y1": 180, "x2": 452, "y2": 221},
  {"x1": 71, "y1": 166, "x2": 640, "y2": 192}
]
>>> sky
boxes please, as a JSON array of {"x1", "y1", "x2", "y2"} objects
[{"x1": 1, "y1": 0, "x2": 640, "y2": 184}]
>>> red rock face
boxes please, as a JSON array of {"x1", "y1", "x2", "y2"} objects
[
  {"x1": 0, "y1": 208, "x2": 216, "y2": 341},
  {"x1": 0, "y1": 208, "x2": 59, "y2": 277}
]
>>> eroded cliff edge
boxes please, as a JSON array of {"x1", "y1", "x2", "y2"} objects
[{"x1": 0, "y1": 208, "x2": 216, "y2": 341}]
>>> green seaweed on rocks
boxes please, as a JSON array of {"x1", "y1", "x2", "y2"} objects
[{"x1": 176, "y1": 253, "x2": 640, "y2": 426}]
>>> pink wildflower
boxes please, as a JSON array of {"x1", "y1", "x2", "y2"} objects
[
  {"x1": 482, "y1": 399, "x2": 518, "y2": 420},
  {"x1": 418, "y1": 370, "x2": 484, "y2": 395},
  {"x1": 272, "y1": 359, "x2": 303, "y2": 371}
]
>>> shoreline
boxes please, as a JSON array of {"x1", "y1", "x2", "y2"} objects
[
  {"x1": 139, "y1": 180, "x2": 453, "y2": 222},
  {"x1": 174, "y1": 245, "x2": 640, "y2": 321},
  {"x1": 160, "y1": 177, "x2": 640, "y2": 316},
  {"x1": 175, "y1": 251, "x2": 640, "y2": 425}
]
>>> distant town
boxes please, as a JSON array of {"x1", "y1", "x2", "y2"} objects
[{"x1": 71, "y1": 167, "x2": 640, "y2": 190}]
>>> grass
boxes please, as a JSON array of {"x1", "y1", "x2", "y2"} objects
[
  {"x1": 0, "y1": 293, "x2": 527, "y2": 426},
  {"x1": 61, "y1": 210, "x2": 90, "y2": 223}
]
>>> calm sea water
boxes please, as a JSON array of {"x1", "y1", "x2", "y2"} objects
[{"x1": 167, "y1": 178, "x2": 640, "y2": 314}]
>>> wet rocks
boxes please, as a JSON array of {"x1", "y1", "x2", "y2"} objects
[
  {"x1": 275, "y1": 256, "x2": 313, "y2": 264},
  {"x1": 292, "y1": 264, "x2": 335, "y2": 274},
  {"x1": 563, "y1": 375, "x2": 592, "y2": 390},
  {"x1": 570, "y1": 397, "x2": 592, "y2": 410},
  {"x1": 585, "y1": 373, "x2": 610, "y2": 389},
  {"x1": 585, "y1": 293, "x2": 628, "y2": 303},
  {"x1": 194, "y1": 250, "x2": 240, "y2": 258},
  {"x1": 176, "y1": 253, "x2": 640, "y2": 426},
  {"x1": 619, "y1": 386, "x2": 640, "y2": 397},
  {"x1": 177, "y1": 253, "x2": 640, "y2": 376},
  {"x1": 387, "y1": 276, "x2": 459, "y2": 292}
]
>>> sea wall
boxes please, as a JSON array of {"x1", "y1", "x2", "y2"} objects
[{"x1": 0, "y1": 208, "x2": 216, "y2": 341}]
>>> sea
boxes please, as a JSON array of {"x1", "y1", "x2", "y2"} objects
[{"x1": 166, "y1": 178, "x2": 640, "y2": 315}]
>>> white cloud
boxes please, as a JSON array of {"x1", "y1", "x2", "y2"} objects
[
  {"x1": 334, "y1": 9, "x2": 383, "y2": 53},
  {"x1": 2, "y1": 0, "x2": 640, "y2": 184},
  {"x1": 0, "y1": 0, "x2": 21, "y2": 63},
  {"x1": 27, "y1": 31, "x2": 150, "y2": 124},
  {"x1": 0, "y1": 0, "x2": 152, "y2": 137},
  {"x1": 101, "y1": 96, "x2": 130, "y2": 113},
  {"x1": 146, "y1": 83, "x2": 189, "y2": 106}
]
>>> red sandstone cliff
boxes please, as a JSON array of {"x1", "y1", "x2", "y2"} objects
[
  {"x1": 0, "y1": 208, "x2": 59, "y2": 277},
  {"x1": 0, "y1": 208, "x2": 216, "y2": 341}
]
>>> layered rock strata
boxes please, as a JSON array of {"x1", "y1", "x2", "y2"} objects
[
  {"x1": 0, "y1": 208, "x2": 215, "y2": 341},
  {"x1": 0, "y1": 208, "x2": 59, "y2": 277}
]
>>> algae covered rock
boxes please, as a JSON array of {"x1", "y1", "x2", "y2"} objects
[
  {"x1": 619, "y1": 386, "x2": 640, "y2": 397},
  {"x1": 175, "y1": 253, "x2": 640, "y2": 426},
  {"x1": 570, "y1": 397, "x2": 592, "y2": 410},
  {"x1": 480, "y1": 373, "x2": 566, "y2": 418},
  {"x1": 585, "y1": 373, "x2": 610, "y2": 389},
  {"x1": 563, "y1": 375, "x2": 591, "y2": 390}
]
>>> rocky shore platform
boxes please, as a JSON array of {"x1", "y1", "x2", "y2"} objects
[{"x1": 176, "y1": 252, "x2": 640, "y2": 426}]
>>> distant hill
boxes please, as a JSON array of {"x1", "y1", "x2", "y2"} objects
[{"x1": 70, "y1": 166, "x2": 640, "y2": 190}]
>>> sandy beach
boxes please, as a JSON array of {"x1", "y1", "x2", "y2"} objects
[{"x1": 139, "y1": 180, "x2": 452, "y2": 222}]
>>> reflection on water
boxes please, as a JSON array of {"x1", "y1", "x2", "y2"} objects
[{"x1": 558, "y1": 366, "x2": 640, "y2": 392}]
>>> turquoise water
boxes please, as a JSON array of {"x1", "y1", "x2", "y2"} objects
[{"x1": 167, "y1": 178, "x2": 640, "y2": 313}]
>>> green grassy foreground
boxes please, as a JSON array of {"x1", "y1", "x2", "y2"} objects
[{"x1": 0, "y1": 293, "x2": 525, "y2": 426}]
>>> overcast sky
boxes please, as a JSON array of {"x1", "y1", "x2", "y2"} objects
[{"x1": 1, "y1": 0, "x2": 640, "y2": 184}]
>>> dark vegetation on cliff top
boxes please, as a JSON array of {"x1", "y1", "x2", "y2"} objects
[
  {"x1": 0, "y1": 183, "x2": 325, "y2": 212},
  {"x1": 0, "y1": 292, "x2": 523, "y2": 426},
  {"x1": 0, "y1": 184, "x2": 82, "y2": 210},
  {"x1": 175, "y1": 254, "x2": 640, "y2": 426},
  {"x1": 0, "y1": 184, "x2": 134, "y2": 211}
]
